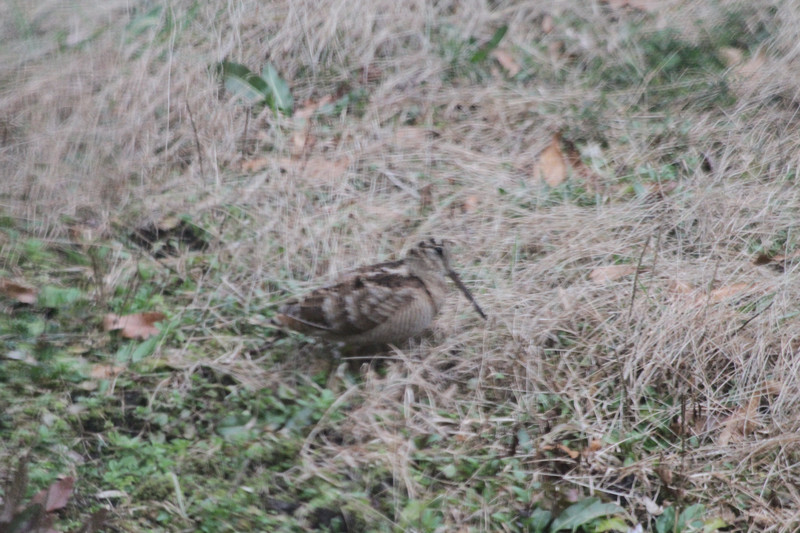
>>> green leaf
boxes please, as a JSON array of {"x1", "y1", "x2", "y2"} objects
[
  {"x1": 218, "y1": 61, "x2": 268, "y2": 105},
  {"x1": 525, "y1": 507, "x2": 552, "y2": 533},
  {"x1": 38, "y1": 286, "x2": 83, "y2": 308},
  {"x1": 130, "y1": 334, "x2": 160, "y2": 362},
  {"x1": 703, "y1": 517, "x2": 728, "y2": 532},
  {"x1": 261, "y1": 62, "x2": 293, "y2": 113},
  {"x1": 441, "y1": 463, "x2": 457, "y2": 479},
  {"x1": 656, "y1": 507, "x2": 677, "y2": 533},
  {"x1": 681, "y1": 504, "x2": 705, "y2": 530},
  {"x1": 550, "y1": 498, "x2": 625, "y2": 532},
  {"x1": 593, "y1": 516, "x2": 630, "y2": 532},
  {"x1": 470, "y1": 25, "x2": 508, "y2": 63}
]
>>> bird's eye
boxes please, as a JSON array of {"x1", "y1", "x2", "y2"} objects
[{"x1": 434, "y1": 246, "x2": 444, "y2": 255}]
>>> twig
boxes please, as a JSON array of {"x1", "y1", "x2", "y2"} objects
[
  {"x1": 185, "y1": 100, "x2": 206, "y2": 180},
  {"x1": 627, "y1": 234, "x2": 651, "y2": 322},
  {"x1": 241, "y1": 108, "x2": 251, "y2": 155},
  {"x1": 733, "y1": 300, "x2": 774, "y2": 336}
]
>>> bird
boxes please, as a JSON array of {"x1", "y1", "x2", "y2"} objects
[{"x1": 273, "y1": 238, "x2": 486, "y2": 350}]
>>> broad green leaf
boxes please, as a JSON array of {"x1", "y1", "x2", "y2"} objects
[
  {"x1": 593, "y1": 516, "x2": 630, "y2": 532},
  {"x1": 681, "y1": 504, "x2": 706, "y2": 530},
  {"x1": 218, "y1": 61, "x2": 268, "y2": 105},
  {"x1": 38, "y1": 286, "x2": 83, "y2": 308},
  {"x1": 261, "y1": 62, "x2": 293, "y2": 113},
  {"x1": 550, "y1": 498, "x2": 625, "y2": 532},
  {"x1": 703, "y1": 517, "x2": 728, "y2": 532},
  {"x1": 525, "y1": 507, "x2": 552, "y2": 533},
  {"x1": 656, "y1": 507, "x2": 676, "y2": 533},
  {"x1": 470, "y1": 25, "x2": 508, "y2": 63}
]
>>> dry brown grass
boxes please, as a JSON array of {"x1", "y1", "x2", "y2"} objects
[{"x1": 5, "y1": 0, "x2": 800, "y2": 530}]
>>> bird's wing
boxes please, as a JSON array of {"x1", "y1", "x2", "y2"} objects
[{"x1": 277, "y1": 270, "x2": 432, "y2": 337}]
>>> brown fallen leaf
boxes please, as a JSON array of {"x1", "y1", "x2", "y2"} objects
[
  {"x1": 541, "y1": 14, "x2": 554, "y2": 34},
  {"x1": 291, "y1": 125, "x2": 314, "y2": 155},
  {"x1": 669, "y1": 280, "x2": 695, "y2": 295},
  {"x1": 90, "y1": 364, "x2": 126, "y2": 379},
  {"x1": 563, "y1": 139, "x2": 603, "y2": 192},
  {"x1": 294, "y1": 94, "x2": 334, "y2": 120},
  {"x1": 31, "y1": 476, "x2": 75, "y2": 512},
  {"x1": 586, "y1": 439, "x2": 603, "y2": 453},
  {"x1": 736, "y1": 48, "x2": 767, "y2": 79},
  {"x1": 394, "y1": 127, "x2": 433, "y2": 149},
  {"x1": 754, "y1": 250, "x2": 800, "y2": 264},
  {"x1": 103, "y1": 312, "x2": 166, "y2": 340},
  {"x1": 0, "y1": 279, "x2": 37, "y2": 304},
  {"x1": 548, "y1": 41, "x2": 565, "y2": 61},
  {"x1": 762, "y1": 380, "x2": 783, "y2": 397},
  {"x1": 719, "y1": 46, "x2": 745, "y2": 67},
  {"x1": 655, "y1": 465, "x2": 673, "y2": 486},
  {"x1": 240, "y1": 157, "x2": 270, "y2": 172},
  {"x1": 709, "y1": 282, "x2": 750, "y2": 303},
  {"x1": 539, "y1": 444, "x2": 580, "y2": 459},
  {"x1": 533, "y1": 133, "x2": 568, "y2": 187},
  {"x1": 491, "y1": 49, "x2": 521, "y2": 77},
  {"x1": 418, "y1": 183, "x2": 433, "y2": 213},
  {"x1": 461, "y1": 195, "x2": 479, "y2": 213},
  {"x1": 556, "y1": 443, "x2": 580, "y2": 459},
  {"x1": 295, "y1": 156, "x2": 350, "y2": 183},
  {"x1": 589, "y1": 264, "x2": 638, "y2": 284},
  {"x1": 718, "y1": 391, "x2": 761, "y2": 446},
  {"x1": 644, "y1": 181, "x2": 678, "y2": 200}
]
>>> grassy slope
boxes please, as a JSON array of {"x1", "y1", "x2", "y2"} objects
[{"x1": 2, "y1": 0, "x2": 800, "y2": 531}]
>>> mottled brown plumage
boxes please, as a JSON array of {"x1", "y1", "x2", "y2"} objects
[{"x1": 274, "y1": 239, "x2": 486, "y2": 348}]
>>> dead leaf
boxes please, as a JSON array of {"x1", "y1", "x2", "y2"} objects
[
  {"x1": 461, "y1": 195, "x2": 479, "y2": 213},
  {"x1": 556, "y1": 443, "x2": 580, "y2": 459},
  {"x1": 296, "y1": 157, "x2": 350, "y2": 183},
  {"x1": 103, "y1": 312, "x2": 166, "y2": 340},
  {"x1": 736, "y1": 49, "x2": 767, "y2": 79},
  {"x1": 762, "y1": 380, "x2": 783, "y2": 397},
  {"x1": 655, "y1": 465, "x2": 673, "y2": 486},
  {"x1": 240, "y1": 157, "x2": 269, "y2": 172},
  {"x1": 548, "y1": 41, "x2": 565, "y2": 61},
  {"x1": 90, "y1": 364, "x2": 125, "y2": 379},
  {"x1": 418, "y1": 184, "x2": 433, "y2": 213},
  {"x1": 709, "y1": 283, "x2": 750, "y2": 303},
  {"x1": 563, "y1": 139, "x2": 603, "y2": 191},
  {"x1": 291, "y1": 125, "x2": 314, "y2": 155},
  {"x1": 753, "y1": 254, "x2": 772, "y2": 265},
  {"x1": 669, "y1": 280, "x2": 695, "y2": 295},
  {"x1": 0, "y1": 279, "x2": 37, "y2": 304},
  {"x1": 242, "y1": 156, "x2": 350, "y2": 183},
  {"x1": 156, "y1": 216, "x2": 181, "y2": 232},
  {"x1": 589, "y1": 264, "x2": 638, "y2": 284},
  {"x1": 394, "y1": 127, "x2": 433, "y2": 149},
  {"x1": 644, "y1": 181, "x2": 678, "y2": 200},
  {"x1": 586, "y1": 439, "x2": 603, "y2": 453},
  {"x1": 718, "y1": 392, "x2": 761, "y2": 445},
  {"x1": 294, "y1": 95, "x2": 334, "y2": 120},
  {"x1": 755, "y1": 250, "x2": 800, "y2": 264},
  {"x1": 534, "y1": 133, "x2": 568, "y2": 186},
  {"x1": 719, "y1": 46, "x2": 745, "y2": 67},
  {"x1": 31, "y1": 476, "x2": 74, "y2": 512},
  {"x1": 540, "y1": 443, "x2": 580, "y2": 459},
  {"x1": 491, "y1": 49, "x2": 521, "y2": 77},
  {"x1": 541, "y1": 15, "x2": 554, "y2": 34}
]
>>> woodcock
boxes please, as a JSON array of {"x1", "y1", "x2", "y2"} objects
[{"x1": 273, "y1": 238, "x2": 486, "y2": 348}]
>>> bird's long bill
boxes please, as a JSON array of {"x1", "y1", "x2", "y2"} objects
[{"x1": 447, "y1": 270, "x2": 487, "y2": 320}]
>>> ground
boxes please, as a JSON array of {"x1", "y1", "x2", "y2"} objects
[{"x1": 1, "y1": 1, "x2": 800, "y2": 531}]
